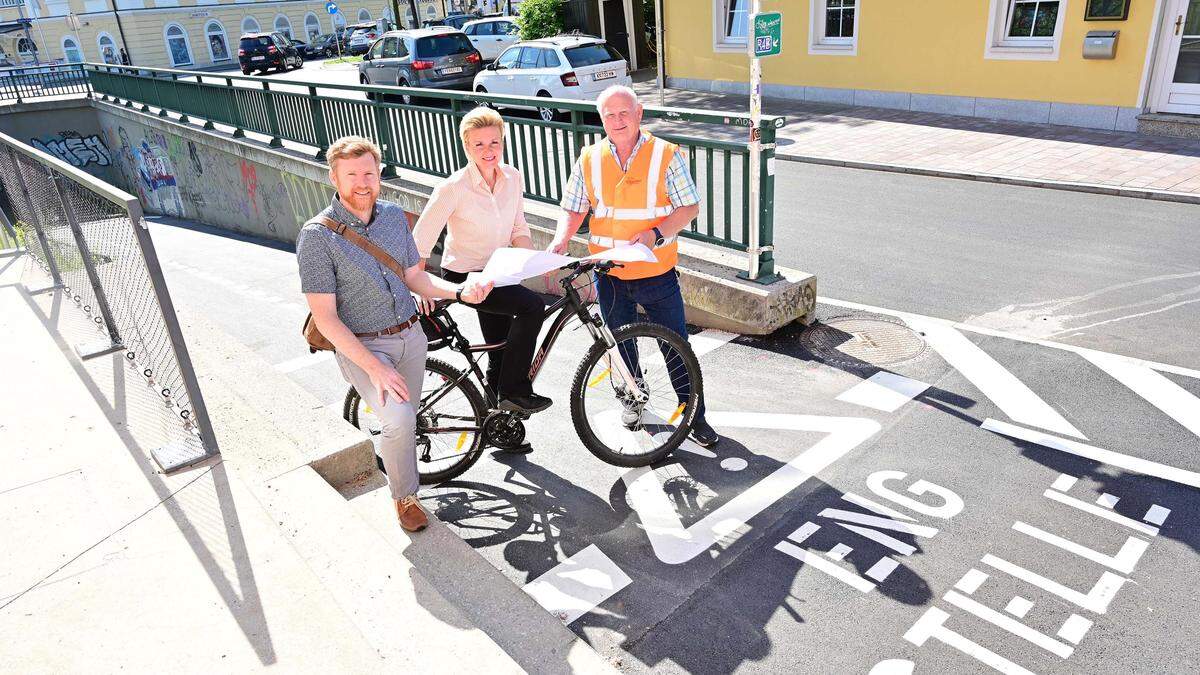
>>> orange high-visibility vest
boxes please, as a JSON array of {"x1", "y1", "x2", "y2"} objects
[{"x1": 581, "y1": 133, "x2": 679, "y2": 280}]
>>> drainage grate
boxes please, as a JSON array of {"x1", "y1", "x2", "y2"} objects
[{"x1": 800, "y1": 315, "x2": 928, "y2": 368}]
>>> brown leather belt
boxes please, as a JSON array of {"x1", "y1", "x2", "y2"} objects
[{"x1": 354, "y1": 314, "x2": 419, "y2": 339}]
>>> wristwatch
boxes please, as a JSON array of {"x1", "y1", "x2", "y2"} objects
[
  {"x1": 455, "y1": 286, "x2": 464, "y2": 302},
  {"x1": 651, "y1": 227, "x2": 665, "y2": 247}
]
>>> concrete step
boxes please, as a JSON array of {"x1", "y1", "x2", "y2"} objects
[{"x1": 1136, "y1": 113, "x2": 1200, "y2": 140}]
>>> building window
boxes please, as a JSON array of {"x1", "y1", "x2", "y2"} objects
[
  {"x1": 164, "y1": 23, "x2": 192, "y2": 66},
  {"x1": 17, "y1": 37, "x2": 37, "y2": 62},
  {"x1": 274, "y1": 15, "x2": 293, "y2": 40},
  {"x1": 823, "y1": 0, "x2": 855, "y2": 40},
  {"x1": 333, "y1": 12, "x2": 346, "y2": 30},
  {"x1": 713, "y1": 0, "x2": 748, "y2": 52},
  {"x1": 304, "y1": 12, "x2": 321, "y2": 41},
  {"x1": 809, "y1": 0, "x2": 858, "y2": 54},
  {"x1": 358, "y1": 8, "x2": 371, "y2": 22},
  {"x1": 985, "y1": 0, "x2": 1067, "y2": 60},
  {"x1": 242, "y1": 16, "x2": 260, "y2": 35},
  {"x1": 62, "y1": 35, "x2": 83, "y2": 63},
  {"x1": 1007, "y1": 0, "x2": 1059, "y2": 38},
  {"x1": 97, "y1": 32, "x2": 118, "y2": 64},
  {"x1": 205, "y1": 20, "x2": 230, "y2": 62},
  {"x1": 425, "y1": 5, "x2": 436, "y2": 17}
]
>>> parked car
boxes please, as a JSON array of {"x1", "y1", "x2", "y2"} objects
[
  {"x1": 424, "y1": 14, "x2": 475, "y2": 30},
  {"x1": 358, "y1": 28, "x2": 482, "y2": 104},
  {"x1": 462, "y1": 16, "x2": 520, "y2": 61},
  {"x1": 472, "y1": 35, "x2": 630, "y2": 121},
  {"x1": 302, "y1": 33, "x2": 342, "y2": 59},
  {"x1": 345, "y1": 20, "x2": 398, "y2": 56},
  {"x1": 238, "y1": 32, "x2": 303, "y2": 75}
]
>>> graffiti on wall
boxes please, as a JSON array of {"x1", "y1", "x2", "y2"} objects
[
  {"x1": 109, "y1": 126, "x2": 185, "y2": 218},
  {"x1": 30, "y1": 131, "x2": 112, "y2": 168}
]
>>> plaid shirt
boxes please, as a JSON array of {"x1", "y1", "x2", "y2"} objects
[{"x1": 559, "y1": 133, "x2": 700, "y2": 214}]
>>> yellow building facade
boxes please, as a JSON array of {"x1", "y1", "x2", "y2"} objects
[
  {"x1": 664, "y1": 0, "x2": 1200, "y2": 131},
  {"x1": 1, "y1": 0, "x2": 451, "y2": 71}
]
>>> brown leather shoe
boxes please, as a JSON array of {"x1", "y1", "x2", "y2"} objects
[{"x1": 395, "y1": 495, "x2": 428, "y2": 532}]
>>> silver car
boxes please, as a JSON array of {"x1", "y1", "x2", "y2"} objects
[{"x1": 358, "y1": 29, "x2": 483, "y2": 104}]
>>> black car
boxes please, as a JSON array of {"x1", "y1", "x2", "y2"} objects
[
  {"x1": 238, "y1": 32, "x2": 303, "y2": 74},
  {"x1": 424, "y1": 14, "x2": 475, "y2": 30},
  {"x1": 303, "y1": 33, "x2": 343, "y2": 58}
]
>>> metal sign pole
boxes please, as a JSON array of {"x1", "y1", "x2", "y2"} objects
[
  {"x1": 746, "y1": 0, "x2": 762, "y2": 282},
  {"x1": 655, "y1": 0, "x2": 665, "y2": 106}
]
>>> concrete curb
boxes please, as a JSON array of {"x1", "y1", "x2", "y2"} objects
[{"x1": 775, "y1": 151, "x2": 1200, "y2": 205}]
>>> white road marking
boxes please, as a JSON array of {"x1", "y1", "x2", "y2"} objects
[
  {"x1": 913, "y1": 321, "x2": 1085, "y2": 439},
  {"x1": 677, "y1": 438, "x2": 717, "y2": 459},
  {"x1": 954, "y1": 568, "x2": 989, "y2": 595},
  {"x1": 822, "y1": 297, "x2": 1200, "y2": 381},
  {"x1": 944, "y1": 590, "x2": 1074, "y2": 658},
  {"x1": 776, "y1": 539, "x2": 875, "y2": 593},
  {"x1": 982, "y1": 418, "x2": 1200, "y2": 491},
  {"x1": 816, "y1": 508, "x2": 939, "y2": 539},
  {"x1": 1004, "y1": 596, "x2": 1034, "y2": 619},
  {"x1": 1096, "y1": 493, "x2": 1120, "y2": 509},
  {"x1": 842, "y1": 491, "x2": 917, "y2": 522},
  {"x1": 719, "y1": 457, "x2": 748, "y2": 471},
  {"x1": 1144, "y1": 504, "x2": 1171, "y2": 526},
  {"x1": 826, "y1": 543, "x2": 853, "y2": 561},
  {"x1": 1012, "y1": 520, "x2": 1149, "y2": 574},
  {"x1": 837, "y1": 523, "x2": 917, "y2": 556},
  {"x1": 905, "y1": 608, "x2": 1037, "y2": 675},
  {"x1": 1057, "y1": 614, "x2": 1094, "y2": 645},
  {"x1": 981, "y1": 553, "x2": 1127, "y2": 614},
  {"x1": 689, "y1": 328, "x2": 738, "y2": 358},
  {"x1": 1044, "y1": 490, "x2": 1160, "y2": 537},
  {"x1": 521, "y1": 544, "x2": 632, "y2": 625},
  {"x1": 868, "y1": 660, "x2": 915, "y2": 675},
  {"x1": 1082, "y1": 351, "x2": 1200, "y2": 438},
  {"x1": 623, "y1": 413, "x2": 881, "y2": 565},
  {"x1": 837, "y1": 372, "x2": 931, "y2": 412},
  {"x1": 275, "y1": 351, "x2": 333, "y2": 374},
  {"x1": 865, "y1": 557, "x2": 901, "y2": 582},
  {"x1": 1051, "y1": 474, "x2": 1079, "y2": 492}
]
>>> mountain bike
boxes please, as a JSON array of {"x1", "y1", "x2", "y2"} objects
[{"x1": 344, "y1": 259, "x2": 703, "y2": 484}]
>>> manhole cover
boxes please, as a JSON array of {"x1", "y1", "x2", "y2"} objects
[{"x1": 800, "y1": 315, "x2": 928, "y2": 368}]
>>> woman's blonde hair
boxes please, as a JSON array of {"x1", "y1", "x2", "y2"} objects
[
  {"x1": 459, "y1": 106, "x2": 505, "y2": 146},
  {"x1": 326, "y1": 135, "x2": 381, "y2": 170}
]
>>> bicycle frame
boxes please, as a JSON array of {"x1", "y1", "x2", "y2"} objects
[{"x1": 418, "y1": 266, "x2": 646, "y2": 422}]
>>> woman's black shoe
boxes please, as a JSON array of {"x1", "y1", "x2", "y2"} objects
[{"x1": 499, "y1": 394, "x2": 553, "y2": 415}]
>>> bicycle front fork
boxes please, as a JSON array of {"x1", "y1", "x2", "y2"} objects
[{"x1": 585, "y1": 315, "x2": 648, "y2": 404}]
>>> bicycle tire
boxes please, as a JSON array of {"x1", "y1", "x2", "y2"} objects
[
  {"x1": 344, "y1": 357, "x2": 489, "y2": 484},
  {"x1": 569, "y1": 322, "x2": 703, "y2": 467}
]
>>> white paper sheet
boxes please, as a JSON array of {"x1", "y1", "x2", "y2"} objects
[{"x1": 474, "y1": 244, "x2": 658, "y2": 287}]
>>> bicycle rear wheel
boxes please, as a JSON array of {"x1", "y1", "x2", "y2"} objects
[
  {"x1": 570, "y1": 322, "x2": 703, "y2": 467},
  {"x1": 344, "y1": 357, "x2": 488, "y2": 484}
]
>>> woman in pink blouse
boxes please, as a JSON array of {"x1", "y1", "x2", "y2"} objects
[{"x1": 413, "y1": 107, "x2": 550, "y2": 416}]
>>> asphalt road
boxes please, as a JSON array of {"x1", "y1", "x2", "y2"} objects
[{"x1": 141, "y1": 210, "x2": 1200, "y2": 675}]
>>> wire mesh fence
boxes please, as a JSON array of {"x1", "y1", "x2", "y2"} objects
[{"x1": 0, "y1": 129, "x2": 218, "y2": 472}]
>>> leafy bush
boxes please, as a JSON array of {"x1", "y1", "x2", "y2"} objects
[{"x1": 516, "y1": 0, "x2": 563, "y2": 41}]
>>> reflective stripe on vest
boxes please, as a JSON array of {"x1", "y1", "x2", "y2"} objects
[{"x1": 583, "y1": 134, "x2": 679, "y2": 280}]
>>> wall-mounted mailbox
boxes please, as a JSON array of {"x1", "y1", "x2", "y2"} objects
[{"x1": 1083, "y1": 30, "x2": 1119, "y2": 59}]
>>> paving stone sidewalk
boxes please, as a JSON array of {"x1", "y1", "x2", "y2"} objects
[{"x1": 635, "y1": 81, "x2": 1200, "y2": 199}]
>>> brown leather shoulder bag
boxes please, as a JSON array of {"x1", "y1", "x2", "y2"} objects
[{"x1": 301, "y1": 215, "x2": 411, "y2": 353}]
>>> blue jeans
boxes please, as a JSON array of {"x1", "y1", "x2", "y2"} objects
[{"x1": 595, "y1": 270, "x2": 705, "y2": 422}]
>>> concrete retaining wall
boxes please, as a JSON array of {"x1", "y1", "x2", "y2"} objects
[{"x1": 0, "y1": 99, "x2": 123, "y2": 187}]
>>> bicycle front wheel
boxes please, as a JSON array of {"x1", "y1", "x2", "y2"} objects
[
  {"x1": 344, "y1": 357, "x2": 488, "y2": 484},
  {"x1": 570, "y1": 322, "x2": 703, "y2": 467}
]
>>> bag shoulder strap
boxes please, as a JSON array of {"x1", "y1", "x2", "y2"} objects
[{"x1": 310, "y1": 215, "x2": 408, "y2": 279}]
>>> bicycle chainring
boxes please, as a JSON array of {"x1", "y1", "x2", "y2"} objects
[{"x1": 482, "y1": 411, "x2": 527, "y2": 449}]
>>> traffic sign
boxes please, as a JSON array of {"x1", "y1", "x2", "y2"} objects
[
  {"x1": 326, "y1": 1, "x2": 339, "y2": 14},
  {"x1": 753, "y1": 12, "x2": 782, "y2": 57}
]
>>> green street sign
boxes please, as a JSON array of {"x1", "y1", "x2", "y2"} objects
[{"x1": 753, "y1": 12, "x2": 782, "y2": 57}]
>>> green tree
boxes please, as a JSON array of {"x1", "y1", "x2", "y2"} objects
[{"x1": 516, "y1": 0, "x2": 563, "y2": 41}]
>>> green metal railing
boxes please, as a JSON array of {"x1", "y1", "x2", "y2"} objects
[
  {"x1": 83, "y1": 63, "x2": 782, "y2": 282},
  {"x1": 0, "y1": 64, "x2": 90, "y2": 103}
]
